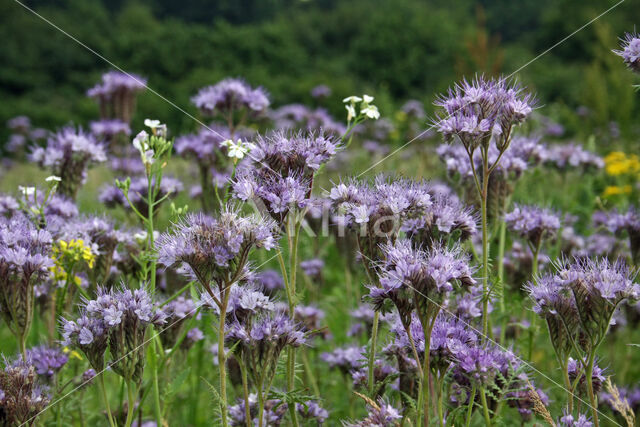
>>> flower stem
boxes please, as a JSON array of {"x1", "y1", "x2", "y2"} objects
[
  {"x1": 125, "y1": 380, "x2": 136, "y2": 427},
  {"x1": 480, "y1": 154, "x2": 491, "y2": 338},
  {"x1": 420, "y1": 320, "x2": 434, "y2": 427},
  {"x1": 586, "y1": 352, "x2": 600, "y2": 427},
  {"x1": 368, "y1": 311, "x2": 380, "y2": 397},
  {"x1": 497, "y1": 218, "x2": 507, "y2": 344},
  {"x1": 99, "y1": 375, "x2": 116, "y2": 427},
  {"x1": 479, "y1": 388, "x2": 492, "y2": 427},
  {"x1": 218, "y1": 290, "x2": 231, "y2": 427},
  {"x1": 239, "y1": 360, "x2": 252, "y2": 427},
  {"x1": 465, "y1": 386, "x2": 476, "y2": 427}
]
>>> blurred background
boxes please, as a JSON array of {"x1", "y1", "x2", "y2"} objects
[{"x1": 1, "y1": 0, "x2": 639, "y2": 146}]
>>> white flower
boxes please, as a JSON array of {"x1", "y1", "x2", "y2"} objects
[
  {"x1": 18, "y1": 186, "x2": 36, "y2": 196},
  {"x1": 342, "y1": 96, "x2": 362, "y2": 104},
  {"x1": 133, "y1": 131, "x2": 149, "y2": 152},
  {"x1": 362, "y1": 94, "x2": 374, "y2": 104},
  {"x1": 45, "y1": 176, "x2": 61, "y2": 183},
  {"x1": 133, "y1": 231, "x2": 148, "y2": 242},
  {"x1": 144, "y1": 119, "x2": 167, "y2": 137},
  {"x1": 345, "y1": 104, "x2": 357, "y2": 121},
  {"x1": 222, "y1": 139, "x2": 252, "y2": 161},
  {"x1": 361, "y1": 105, "x2": 380, "y2": 120}
]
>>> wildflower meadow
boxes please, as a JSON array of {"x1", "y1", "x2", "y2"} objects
[{"x1": 1, "y1": 1, "x2": 640, "y2": 426}]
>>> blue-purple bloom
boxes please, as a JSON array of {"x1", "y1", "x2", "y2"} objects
[
  {"x1": 192, "y1": 78, "x2": 269, "y2": 117},
  {"x1": 614, "y1": 32, "x2": 640, "y2": 73},
  {"x1": 30, "y1": 127, "x2": 107, "y2": 199},
  {"x1": 0, "y1": 358, "x2": 50, "y2": 425},
  {"x1": 87, "y1": 71, "x2": 147, "y2": 123},
  {"x1": 505, "y1": 205, "x2": 561, "y2": 248},
  {"x1": 99, "y1": 175, "x2": 183, "y2": 213},
  {"x1": 26, "y1": 346, "x2": 68, "y2": 379}
]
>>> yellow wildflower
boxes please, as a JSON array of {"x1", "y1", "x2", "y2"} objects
[{"x1": 602, "y1": 185, "x2": 632, "y2": 197}]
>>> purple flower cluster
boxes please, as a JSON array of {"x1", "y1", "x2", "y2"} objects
[
  {"x1": 614, "y1": 32, "x2": 640, "y2": 73},
  {"x1": 434, "y1": 76, "x2": 535, "y2": 151},
  {"x1": 542, "y1": 143, "x2": 604, "y2": 170},
  {"x1": 593, "y1": 207, "x2": 640, "y2": 264},
  {"x1": 320, "y1": 345, "x2": 364, "y2": 375},
  {"x1": 345, "y1": 398, "x2": 402, "y2": 427},
  {"x1": 271, "y1": 104, "x2": 345, "y2": 135},
  {"x1": 87, "y1": 71, "x2": 147, "y2": 123},
  {"x1": 558, "y1": 411, "x2": 593, "y2": 427},
  {"x1": 30, "y1": 127, "x2": 107, "y2": 199},
  {"x1": 157, "y1": 208, "x2": 278, "y2": 293},
  {"x1": 250, "y1": 269, "x2": 284, "y2": 294},
  {"x1": 25, "y1": 345, "x2": 68, "y2": 379},
  {"x1": 300, "y1": 258, "x2": 324, "y2": 279},
  {"x1": 227, "y1": 393, "x2": 287, "y2": 426},
  {"x1": 62, "y1": 286, "x2": 166, "y2": 381},
  {"x1": 505, "y1": 204, "x2": 561, "y2": 248},
  {"x1": 90, "y1": 119, "x2": 131, "y2": 139},
  {"x1": 567, "y1": 357, "x2": 606, "y2": 395},
  {"x1": 296, "y1": 400, "x2": 329, "y2": 424},
  {"x1": 159, "y1": 296, "x2": 198, "y2": 348},
  {"x1": 0, "y1": 215, "x2": 52, "y2": 341},
  {"x1": 369, "y1": 239, "x2": 475, "y2": 323},
  {"x1": 226, "y1": 311, "x2": 305, "y2": 386},
  {"x1": 191, "y1": 78, "x2": 269, "y2": 117},
  {"x1": 310, "y1": 84, "x2": 331, "y2": 99},
  {"x1": 234, "y1": 130, "x2": 339, "y2": 223},
  {"x1": 0, "y1": 358, "x2": 50, "y2": 425}
]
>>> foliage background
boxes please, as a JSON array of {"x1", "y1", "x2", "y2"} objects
[{"x1": 1, "y1": 0, "x2": 639, "y2": 146}]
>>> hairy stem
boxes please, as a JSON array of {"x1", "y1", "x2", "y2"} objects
[
  {"x1": 99, "y1": 375, "x2": 116, "y2": 427},
  {"x1": 368, "y1": 311, "x2": 380, "y2": 397}
]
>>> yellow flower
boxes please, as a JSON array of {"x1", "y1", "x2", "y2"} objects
[
  {"x1": 63, "y1": 347, "x2": 83, "y2": 360},
  {"x1": 602, "y1": 185, "x2": 632, "y2": 197},
  {"x1": 604, "y1": 151, "x2": 640, "y2": 176}
]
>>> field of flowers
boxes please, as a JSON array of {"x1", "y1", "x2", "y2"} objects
[{"x1": 1, "y1": 18, "x2": 640, "y2": 427}]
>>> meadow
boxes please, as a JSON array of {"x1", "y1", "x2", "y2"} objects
[{"x1": 1, "y1": 5, "x2": 640, "y2": 427}]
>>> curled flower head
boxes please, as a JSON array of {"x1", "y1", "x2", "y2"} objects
[
  {"x1": 434, "y1": 76, "x2": 535, "y2": 152},
  {"x1": 157, "y1": 207, "x2": 278, "y2": 292},
  {"x1": 0, "y1": 358, "x2": 51, "y2": 426},
  {"x1": 191, "y1": 78, "x2": 269, "y2": 117},
  {"x1": 614, "y1": 32, "x2": 640, "y2": 73},
  {"x1": 505, "y1": 205, "x2": 561, "y2": 248}
]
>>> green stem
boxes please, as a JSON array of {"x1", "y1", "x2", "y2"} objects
[
  {"x1": 301, "y1": 348, "x2": 320, "y2": 397},
  {"x1": 497, "y1": 218, "x2": 507, "y2": 344},
  {"x1": 527, "y1": 243, "x2": 541, "y2": 360},
  {"x1": 436, "y1": 376, "x2": 444, "y2": 427},
  {"x1": 239, "y1": 360, "x2": 252, "y2": 427},
  {"x1": 421, "y1": 320, "x2": 434, "y2": 427},
  {"x1": 257, "y1": 376, "x2": 265, "y2": 427},
  {"x1": 480, "y1": 152, "x2": 491, "y2": 338},
  {"x1": 585, "y1": 352, "x2": 600, "y2": 427},
  {"x1": 218, "y1": 289, "x2": 231, "y2": 427},
  {"x1": 125, "y1": 380, "x2": 136, "y2": 427},
  {"x1": 368, "y1": 311, "x2": 380, "y2": 397},
  {"x1": 562, "y1": 359, "x2": 574, "y2": 414},
  {"x1": 479, "y1": 388, "x2": 492, "y2": 427},
  {"x1": 465, "y1": 386, "x2": 476, "y2": 427},
  {"x1": 98, "y1": 375, "x2": 116, "y2": 427}
]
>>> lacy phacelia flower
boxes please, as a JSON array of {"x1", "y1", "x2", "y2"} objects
[
  {"x1": 227, "y1": 393, "x2": 287, "y2": 426},
  {"x1": 320, "y1": 346, "x2": 364, "y2": 375},
  {"x1": 233, "y1": 130, "x2": 339, "y2": 223},
  {"x1": 250, "y1": 269, "x2": 284, "y2": 294},
  {"x1": 62, "y1": 286, "x2": 166, "y2": 381},
  {"x1": 310, "y1": 84, "x2": 331, "y2": 99},
  {"x1": 226, "y1": 311, "x2": 305, "y2": 390},
  {"x1": 159, "y1": 296, "x2": 198, "y2": 348},
  {"x1": 26, "y1": 345, "x2": 68, "y2": 379},
  {"x1": 0, "y1": 359, "x2": 50, "y2": 425},
  {"x1": 0, "y1": 215, "x2": 52, "y2": 346},
  {"x1": 567, "y1": 357, "x2": 605, "y2": 395},
  {"x1": 329, "y1": 176, "x2": 432, "y2": 264},
  {"x1": 369, "y1": 239, "x2": 475, "y2": 325},
  {"x1": 30, "y1": 127, "x2": 107, "y2": 199},
  {"x1": 542, "y1": 143, "x2": 604, "y2": 171},
  {"x1": 157, "y1": 207, "x2": 278, "y2": 301},
  {"x1": 505, "y1": 205, "x2": 561, "y2": 249},
  {"x1": 345, "y1": 398, "x2": 402, "y2": 427},
  {"x1": 614, "y1": 32, "x2": 640, "y2": 73},
  {"x1": 271, "y1": 104, "x2": 346, "y2": 135},
  {"x1": 297, "y1": 400, "x2": 329, "y2": 424},
  {"x1": 434, "y1": 76, "x2": 535, "y2": 152},
  {"x1": 191, "y1": 78, "x2": 269, "y2": 117},
  {"x1": 558, "y1": 410, "x2": 593, "y2": 427},
  {"x1": 593, "y1": 207, "x2": 640, "y2": 264},
  {"x1": 87, "y1": 71, "x2": 147, "y2": 123}
]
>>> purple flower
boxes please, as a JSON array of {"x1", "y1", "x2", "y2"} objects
[
  {"x1": 191, "y1": 78, "x2": 269, "y2": 117},
  {"x1": 100, "y1": 175, "x2": 183, "y2": 213},
  {"x1": 321, "y1": 346, "x2": 365, "y2": 375},
  {"x1": 558, "y1": 410, "x2": 593, "y2": 427},
  {"x1": 434, "y1": 76, "x2": 535, "y2": 151},
  {"x1": 567, "y1": 357, "x2": 606, "y2": 394},
  {"x1": 0, "y1": 215, "x2": 53, "y2": 342},
  {"x1": 157, "y1": 207, "x2": 278, "y2": 296},
  {"x1": 300, "y1": 258, "x2": 324, "y2": 278},
  {"x1": 90, "y1": 119, "x2": 131, "y2": 139},
  {"x1": 542, "y1": 143, "x2": 604, "y2": 170},
  {"x1": 297, "y1": 400, "x2": 329, "y2": 423},
  {"x1": 505, "y1": 204, "x2": 561, "y2": 248},
  {"x1": 26, "y1": 346, "x2": 68, "y2": 378},
  {"x1": 310, "y1": 84, "x2": 331, "y2": 98},
  {"x1": 87, "y1": 71, "x2": 147, "y2": 123},
  {"x1": 0, "y1": 359, "x2": 51, "y2": 425},
  {"x1": 30, "y1": 127, "x2": 106, "y2": 199},
  {"x1": 614, "y1": 32, "x2": 640, "y2": 73},
  {"x1": 345, "y1": 398, "x2": 402, "y2": 426},
  {"x1": 251, "y1": 269, "x2": 284, "y2": 293},
  {"x1": 271, "y1": 104, "x2": 345, "y2": 135}
]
